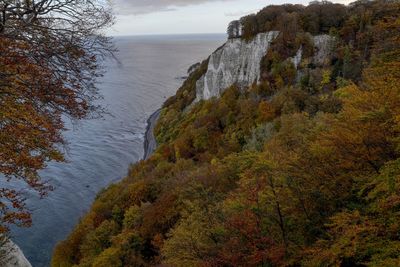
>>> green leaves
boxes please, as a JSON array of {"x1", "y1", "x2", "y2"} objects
[{"x1": 53, "y1": 2, "x2": 400, "y2": 266}]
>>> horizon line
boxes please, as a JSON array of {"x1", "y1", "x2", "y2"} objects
[{"x1": 110, "y1": 32, "x2": 227, "y2": 38}]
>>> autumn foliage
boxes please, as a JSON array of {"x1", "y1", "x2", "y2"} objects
[
  {"x1": 53, "y1": 1, "x2": 400, "y2": 267},
  {"x1": 0, "y1": 0, "x2": 113, "y2": 233}
]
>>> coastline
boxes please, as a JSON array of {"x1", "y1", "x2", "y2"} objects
[
  {"x1": 3, "y1": 109, "x2": 161, "y2": 267},
  {"x1": 143, "y1": 109, "x2": 161, "y2": 160}
]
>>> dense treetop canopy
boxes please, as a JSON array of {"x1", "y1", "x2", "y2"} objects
[{"x1": 22, "y1": 0, "x2": 399, "y2": 266}]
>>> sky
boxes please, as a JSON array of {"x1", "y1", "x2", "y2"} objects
[{"x1": 108, "y1": 0, "x2": 353, "y2": 36}]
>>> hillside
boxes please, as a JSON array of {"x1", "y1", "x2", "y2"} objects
[{"x1": 52, "y1": 1, "x2": 400, "y2": 266}]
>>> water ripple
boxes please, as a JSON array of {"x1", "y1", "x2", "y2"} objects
[{"x1": 10, "y1": 34, "x2": 226, "y2": 267}]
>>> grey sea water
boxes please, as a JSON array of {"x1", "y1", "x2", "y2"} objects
[{"x1": 10, "y1": 34, "x2": 226, "y2": 267}]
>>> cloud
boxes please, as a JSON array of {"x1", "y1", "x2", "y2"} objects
[
  {"x1": 224, "y1": 9, "x2": 260, "y2": 17},
  {"x1": 112, "y1": 0, "x2": 235, "y2": 15}
]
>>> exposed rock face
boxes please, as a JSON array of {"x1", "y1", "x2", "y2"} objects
[
  {"x1": 195, "y1": 31, "x2": 279, "y2": 101},
  {"x1": 291, "y1": 34, "x2": 336, "y2": 70},
  {"x1": 312, "y1": 34, "x2": 336, "y2": 67},
  {"x1": 194, "y1": 32, "x2": 336, "y2": 102},
  {"x1": 291, "y1": 47, "x2": 303, "y2": 69},
  {"x1": 1, "y1": 239, "x2": 31, "y2": 267}
]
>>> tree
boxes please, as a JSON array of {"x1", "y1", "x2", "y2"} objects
[
  {"x1": 0, "y1": 0, "x2": 114, "y2": 232},
  {"x1": 227, "y1": 20, "x2": 241, "y2": 39},
  {"x1": 92, "y1": 247, "x2": 123, "y2": 267},
  {"x1": 211, "y1": 155, "x2": 290, "y2": 267},
  {"x1": 50, "y1": 1, "x2": 400, "y2": 266},
  {"x1": 240, "y1": 15, "x2": 259, "y2": 40},
  {"x1": 162, "y1": 203, "x2": 223, "y2": 267}
]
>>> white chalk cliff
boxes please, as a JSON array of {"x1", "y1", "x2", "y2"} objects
[
  {"x1": 195, "y1": 31, "x2": 279, "y2": 101},
  {"x1": 312, "y1": 34, "x2": 336, "y2": 66},
  {"x1": 1, "y1": 239, "x2": 31, "y2": 267},
  {"x1": 194, "y1": 32, "x2": 336, "y2": 102},
  {"x1": 291, "y1": 34, "x2": 336, "y2": 69}
]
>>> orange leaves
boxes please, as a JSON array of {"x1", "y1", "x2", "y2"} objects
[
  {"x1": 52, "y1": 2, "x2": 400, "y2": 266},
  {"x1": 0, "y1": 188, "x2": 32, "y2": 233},
  {"x1": 257, "y1": 100, "x2": 276, "y2": 123},
  {"x1": 0, "y1": 37, "x2": 85, "y2": 231},
  {"x1": 213, "y1": 209, "x2": 285, "y2": 267}
]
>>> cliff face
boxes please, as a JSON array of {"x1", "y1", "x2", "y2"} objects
[
  {"x1": 195, "y1": 31, "x2": 279, "y2": 101},
  {"x1": 52, "y1": 2, "x2": 400, "y2": 267},
  {"x1": 195, "y1": 32, "x2": 336, "y2": 102},
  {"x1": 311, "y1": 34, "x2": 337, "y2": 67},
  {"x1": 2, "y1": 239, "x2": 31, "y2": 267},
  {"x1": 290, "y1": 34, "x2": 336, "y2": 69}
]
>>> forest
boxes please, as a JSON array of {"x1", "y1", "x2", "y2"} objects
[{"x1": 52, "y1": 1, "x2": 400, "y2": 266}]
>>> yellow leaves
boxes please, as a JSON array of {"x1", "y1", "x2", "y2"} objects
[
  {"x1": 304, "y1": 211, "x2": 374, "y2": 266},
  {"x1": 364, "y1": 62, "x2": 400, "y2": 94},
  {"x1": 50, "y1": 3, "x2": 400, "y2": 266},
  {"x1": 91, "y1": 247, "x2": 122, "y2": 267},
  {"x1": 334, "y1": 83, "x2": 362, "y2": 103},
  {"x1": 320, "y1": 69, "x2": 332, "y2": 89},
  {"x1": 367, "y1": 159, "x2": 400, "y2": 206},
  {"x1": 162, "y1": 203, "x2": 223, "y2": 267},
  {"x1": 123, "y1": 205, "x2": 141, "y2": 230}
]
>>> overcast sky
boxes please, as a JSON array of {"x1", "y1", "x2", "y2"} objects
[{"x1": 108, "y1": 0, "x2": 353, "y2": 36}]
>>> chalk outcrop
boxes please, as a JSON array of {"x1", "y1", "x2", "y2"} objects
[
  {"x1": 1, "y1": 239, "x2": 31, "y2": 267},
  {"x1": 195, "y1": 31, "x2": 279, "y2": 101},
  {"x1": 291, "y1": 48, "x2": 303, "y2": 69},
  {"x1": 195, "y1": 32, "x2": 336, "y2": 102},
  {"x1": 312, "y1": 34, "x2": 336, "y2": 67}
]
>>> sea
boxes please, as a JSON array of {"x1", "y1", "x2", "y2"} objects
[{"x1": 10, "y1": 34, "x2": 226, "y2": 267}]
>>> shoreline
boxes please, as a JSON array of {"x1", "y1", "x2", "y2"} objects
[
  {"x1": 143, "y1": 108, "x2": 161, "y2": 160},
  {"x1": 7, "y1": 109, "x2": 162, "y2": 267},
  {"x1": 7, "y1": 109, "x2": 161, "y2": 267}
]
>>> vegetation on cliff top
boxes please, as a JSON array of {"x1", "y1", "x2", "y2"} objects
[{"x1": 53, "y1": 1, "x2": 400, "y2": 266}]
